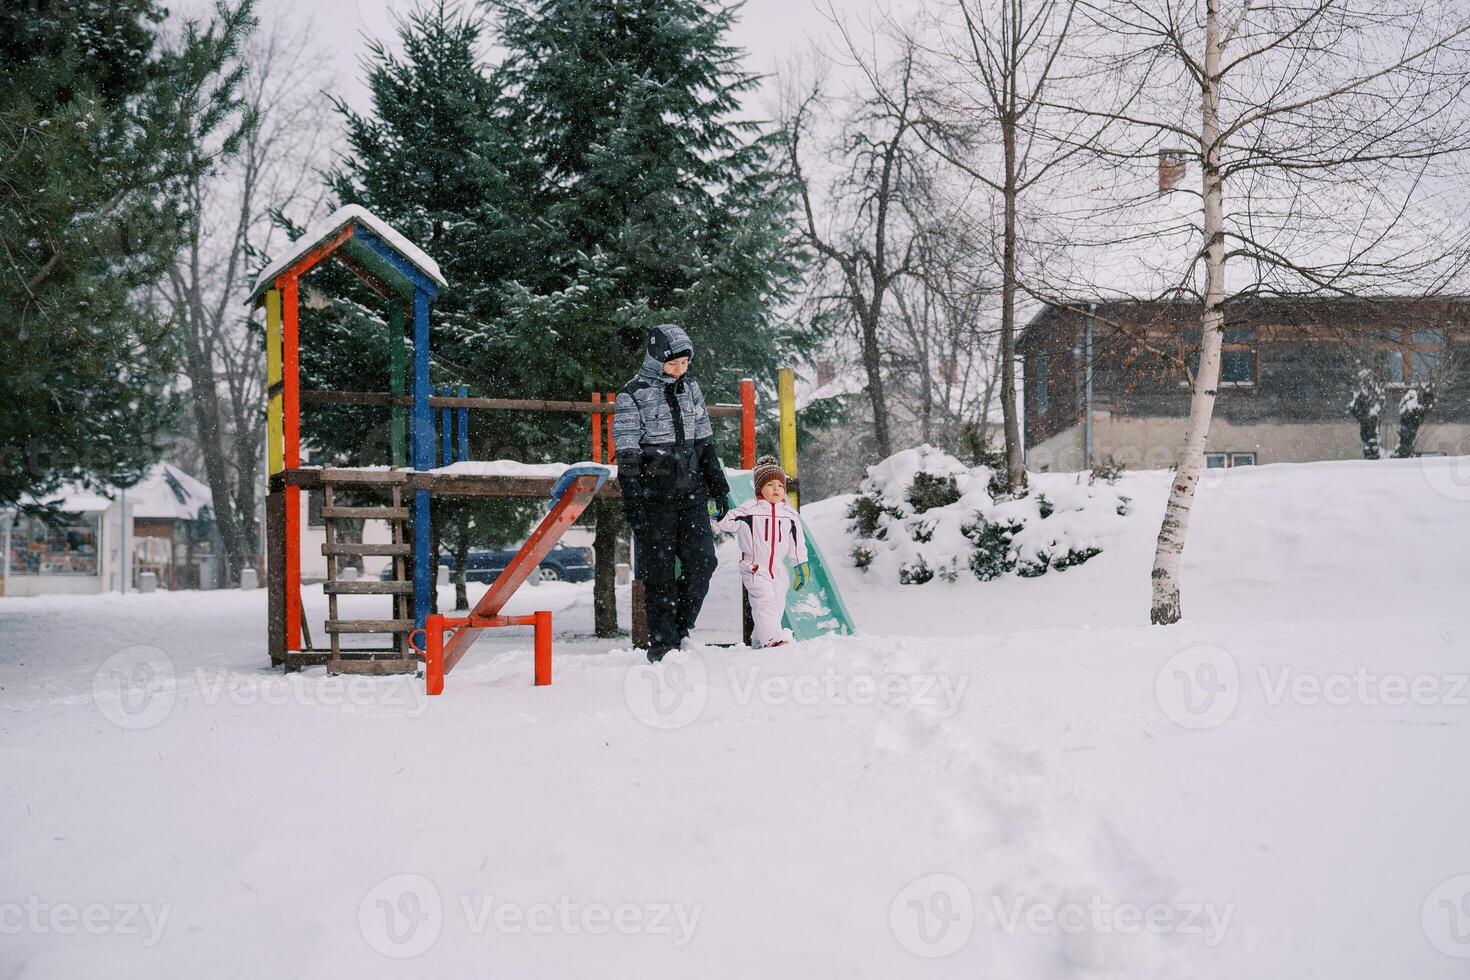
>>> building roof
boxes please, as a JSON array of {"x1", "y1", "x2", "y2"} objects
[
  {"x1": 247, "y1": 204, "x2": 446, "y2": 305},
  {"x1": 24, "y1": 463, "x2": 214, "y2": 520},
  {"x1": 1019, "y1": 294, "x2": 1470, "y2": 351},
  {"x1": 126, "y1": 464, "x2": 214, "y2": 520}
]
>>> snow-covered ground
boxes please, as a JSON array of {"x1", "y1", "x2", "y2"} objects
[{"x1": 4, "y1": 456, "x2": 1470, "y2": 978}]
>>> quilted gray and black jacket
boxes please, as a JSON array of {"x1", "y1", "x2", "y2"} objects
[{"x1": 613, "y1": 325, "x2": 730, "y2": 511}]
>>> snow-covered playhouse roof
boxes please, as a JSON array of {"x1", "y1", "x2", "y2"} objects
[{"x1": 247, "y1": 205, "x2": 446, "y2": 305}]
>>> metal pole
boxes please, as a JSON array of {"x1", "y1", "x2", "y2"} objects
[
  {"x1": 120, "y1": 488, "x2": 128, "y2": 594},
  {"x1": 1084, "y1": 305, "x2": 1095, "y2": 471},
  {"x1": 2, "y1": 507, "x2": 12, "y2": 596},
  {"x1": 533, "y1": 610, "x2": 552, "y2": 686}
]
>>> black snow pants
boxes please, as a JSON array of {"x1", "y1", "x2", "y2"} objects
[{"x1": 636, "y1": 504, "x2": 718, "y2": 650}]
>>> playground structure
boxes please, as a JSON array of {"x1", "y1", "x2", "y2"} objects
[{"x1": 251, "y1": 205, "x2": 851, "y2": 693}]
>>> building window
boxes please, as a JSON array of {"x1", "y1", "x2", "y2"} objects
[
  {"x1": 1035, "y1": 355, "x2": 1048, "y2": 417},
  {"x1": 1378, "y1": 328, "x2": 1446, "y2": 386},
  {"x1": 1221, "y1": 327, "x2": 1256, "y2": 384},
  {"x1": 8, "y1": 513, "x2": 101, "y2": 576},
  {"x1": 1184, "y1": 326, "x2": 1256, "y2": 385},
  {"x1": 1230, "y1": 452, "x2": 1257, "y2": 466},
  {"x1": 1205, "y1": 452, "x2": 1256, "y2": 469}
]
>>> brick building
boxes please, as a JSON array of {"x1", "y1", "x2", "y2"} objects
[{"x1": 1019, "y1": 296, "x2": 1470, "y2": 471}]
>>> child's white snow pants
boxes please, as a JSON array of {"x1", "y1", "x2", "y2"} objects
[{"x1": 744, "y1": 565, "x2": 789, "y2": 647}]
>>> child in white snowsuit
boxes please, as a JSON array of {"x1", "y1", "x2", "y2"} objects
[{"x1": 718, "y1": 457, "x2": 810, "y2": 648}]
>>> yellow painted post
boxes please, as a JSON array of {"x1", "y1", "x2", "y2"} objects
[
  {"x1": 266, "y1": 289, "x2": 284, "y2": 476},
  {"x1": 778, "y1": 367, "x2": 798, "y2": 509}
]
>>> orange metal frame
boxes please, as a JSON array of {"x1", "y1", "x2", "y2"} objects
[
  {"x1": 416, "y1": 471, "x2": 603, "y2": 695},
  {"x1": 422, "y1": 610, "x2": 552, "y2": 695}
]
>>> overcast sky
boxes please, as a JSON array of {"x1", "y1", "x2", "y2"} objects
[{"x1": 244, "y1": 0, "x2": 880, "y2": 116}]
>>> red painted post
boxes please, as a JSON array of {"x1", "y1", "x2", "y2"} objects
[
  {"x1": 280, "y1": 273, "x2": 302, "y2": 651},
  {"x1": 425, "y1": 614, "x2": 445, "y2": 696},
  {"x1": 534, "y1": 610, "x2": 552, "y2": 686},
  {"x1": 739, "y1": 378, "x2": 756, "y2": 469},
  {"x1": 604, "y1": 392, "x2": 615, "y2": 463},
  {"x1": 591, "y1": 392, "x2": 603, "y2": 462}
]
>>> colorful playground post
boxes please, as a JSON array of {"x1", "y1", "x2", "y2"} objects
[
  {"x1": 740, "y1": 378, "x2": 757, "y2": 469},
  {"x1": 250, "y1": 206, "x2": 445, "y2": 667},
  {"x1": 778, "y1": 367, "x2": 798, "y2": 508}
]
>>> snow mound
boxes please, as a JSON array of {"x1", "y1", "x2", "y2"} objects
[{"x1": 846, "y1": 445, "x2": 1130, "y2": 584}]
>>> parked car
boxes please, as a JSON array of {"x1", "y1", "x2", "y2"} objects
[{"x1": 382, "y1": 542, "x2": 595, "y2": 584}]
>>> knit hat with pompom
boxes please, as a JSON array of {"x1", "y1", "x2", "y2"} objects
[{"x1": 752, "y1": 456, "x2": 786, "y2": 496}]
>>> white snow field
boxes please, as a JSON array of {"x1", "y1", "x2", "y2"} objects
[{"x1": 4, "y1": 456, "x2": 1470, "y2": 978}]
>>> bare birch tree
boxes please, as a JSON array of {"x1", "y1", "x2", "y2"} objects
[{"x1": 1066, "y1": 0, "x2": 1470, "y2": 623}]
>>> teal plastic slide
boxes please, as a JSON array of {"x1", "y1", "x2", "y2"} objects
[{"x1": 722, "y1": 468, "x2": 856, "y2": 640}]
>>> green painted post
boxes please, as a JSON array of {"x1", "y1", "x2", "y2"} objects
[{"x1": 390, "y1": 301, "x2": 406, "y2": 467}]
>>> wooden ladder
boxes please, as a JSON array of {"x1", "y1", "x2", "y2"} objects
[{"x1": 317, "y1": 468, "x2": 417, "y2": 675}]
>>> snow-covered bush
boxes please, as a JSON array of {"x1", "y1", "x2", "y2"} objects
[
  {"x1": 908, "y1": 471, "x2": 961, "y2": 513},
  {"x1": 1089, "y1": 453, "x2": 1127, "y2": 486},
  {"x1": 846, "y1": 445, "x2": 1132, "y2": 585},
  {"x1": 846, "y1": 494, "x2": 900, "y2": 540},
  {"x1": 899, "y1": 555, "x2": 934, "y2": 585},
  {"x1": 962, "y1": 516, "x2": 1023, "y2": 581}
]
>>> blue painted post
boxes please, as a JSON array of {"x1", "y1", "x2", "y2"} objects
[
  {"x1": 457, "y1": 385, "x2": 469, "y2": 462},
  {"x1": 439, "y1": 386, "x2": 452, "y2": 466},
  {"x1": 411, "y1": 288, "x2": 433, "y2": 629}
]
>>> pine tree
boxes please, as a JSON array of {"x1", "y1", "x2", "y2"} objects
[
  {"x1": 488, "y1": 0, "x2": 807, "y2": 404},
  {"x1": 314, "y1": 1, "x2": 540, "y2": 456},
  {"x1": 311, "y1": 2, "x2": 545, "y2": 595},
  {"x1": 0, "y1": 0, "x2": 255, "y2": 509}
]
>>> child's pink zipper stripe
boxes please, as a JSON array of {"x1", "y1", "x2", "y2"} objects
[{"x1": 768, "y1": 502, "x2": 777, "y2": 578}]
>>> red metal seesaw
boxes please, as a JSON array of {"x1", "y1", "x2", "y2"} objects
[{"x1": 416, "y1": 465, "x2": 610, "y2": 696}]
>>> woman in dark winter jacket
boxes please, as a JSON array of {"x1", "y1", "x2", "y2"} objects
[{"x1": 613, "y1": 324, "x2": 732, "y2": 662}]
